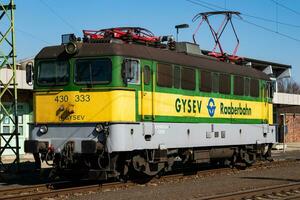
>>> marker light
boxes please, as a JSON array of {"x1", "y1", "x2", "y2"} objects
[
  {"x1": 39, "y1": 125, "x2": 48, "y2": 134},
  {"x1": 95, "y1": 124, "x2": 104, "y2": 133}
]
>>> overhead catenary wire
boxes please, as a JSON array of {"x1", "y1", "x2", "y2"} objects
[
  {"x1": 186, "y1": 0, "x2": 216, "y2": 12},
  {"x1": 16, "y1": 28, "x2": 51, "y2": 45},
  {"x1": 243, "y1": 14, "x2": 300, "y2": 29},
  {"x1": 187, "y1": 0, "x2": 300, "y2": 28},
  {"x1": 38, "y1": 0, "x2": 79, "y2": 33},
  {"x1": 275, "y1": 0, "x2": 278, "y2": 33},
  {"x1": 240, "y1": 18, "x2": 300, "y2": 43},
  {"x1": 185, "y1": 0, "x2": 300, "y2": 43},
  {"x1": 270, "y1": 0, "x2": 300, "y2": 16}
]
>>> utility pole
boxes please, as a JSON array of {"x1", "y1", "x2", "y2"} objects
[{"x1": 0, "y1": 0, "x2": 19, "y2": 171}]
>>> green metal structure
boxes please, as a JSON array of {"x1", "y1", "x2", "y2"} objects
[{"x1": 0, "y1": 0, "x2": 19, "y2": 169}]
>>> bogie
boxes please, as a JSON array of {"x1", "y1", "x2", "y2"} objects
[{"x1": 37, "y1": 142, "x2": 271, "y2": 181}]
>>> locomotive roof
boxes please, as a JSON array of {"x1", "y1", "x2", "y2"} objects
[{"x1": 36, "y1": 43, "x2": 270, "y2": 81}]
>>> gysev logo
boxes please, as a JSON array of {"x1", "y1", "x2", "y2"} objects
[{"x1": 207, "y1": 98, "x2": 216, "y2": 117}]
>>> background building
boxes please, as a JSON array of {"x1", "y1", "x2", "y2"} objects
[
  {"x1": 0, "y1": 59, "x2": 33, "y2": 156},
  {"x1": 244, "y1": 57, "x2": 300, "y2": 144}
]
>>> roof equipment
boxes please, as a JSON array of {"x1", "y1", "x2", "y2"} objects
[
  {"x1": 83, "y1": 27, "x2": 162, "y2": 45},
  {"x1": 192, "y1": 11, "x2": 243, "y2": 64}
]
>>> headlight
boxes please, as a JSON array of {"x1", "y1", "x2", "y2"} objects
[
  {"x1": 65, "y1": 42, "x2": 78, "y2": 54},
  {"x1": 39, "y1": 125, "x2": 48, "y2": 134},
  {"x1": 95, "y1": 124, "x2": 104, "y2": 133}
]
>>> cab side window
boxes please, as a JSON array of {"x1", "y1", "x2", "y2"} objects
[{"x1": 123, "y1": 59, "x2": 140, "y2": 84}]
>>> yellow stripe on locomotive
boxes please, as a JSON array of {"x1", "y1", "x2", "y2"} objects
[
  {"x1": 34, "y1": 89, "x2": 272, "y2": 124},
  {"x1": 139, "y1": 91, "x2": 272, "y2": 123}
]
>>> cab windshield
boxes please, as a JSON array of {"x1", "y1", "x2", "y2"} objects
[
  {"x1": 75, "y1": 58, "x2": 112, "y2": 85},
  {"x1": 37, "y1": 61, "x2": 69, "y2": 86}
]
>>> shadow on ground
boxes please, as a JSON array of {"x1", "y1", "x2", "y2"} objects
[{"x1": 0, "y1": 161, "x2": 52, "y2": 186}]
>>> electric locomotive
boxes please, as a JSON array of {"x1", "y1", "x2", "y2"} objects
[{"x1": 25, "y1": 27, "x2": 275, "y2": 179}]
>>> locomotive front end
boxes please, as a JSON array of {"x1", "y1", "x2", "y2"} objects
[{"x1": 24, "y1": 41, "x2": 137, "y2": 174}]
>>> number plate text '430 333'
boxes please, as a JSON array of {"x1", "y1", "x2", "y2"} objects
[{"x1": 54, "y1": 95, "x2": 91, "y2": 103}]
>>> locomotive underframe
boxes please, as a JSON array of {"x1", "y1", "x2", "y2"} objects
[{"x1": 25, "y1": 122, "x2": 275, "y2": 179}]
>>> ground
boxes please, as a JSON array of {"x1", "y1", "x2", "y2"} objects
[
  {"x1": 0, "y1": 145, "x2": 299, "y2": 200},
  {"x1": 65, "y1": 160, "x2": 300, "y2": 200}
]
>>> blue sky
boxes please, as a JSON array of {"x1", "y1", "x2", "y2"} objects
[{"x1": 14, "y1": 0, "x2": 300, "y2": 82}]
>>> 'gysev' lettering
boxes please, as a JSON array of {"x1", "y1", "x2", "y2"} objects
[{"x1": 175, "y1": 98, "x2": 202, "y2": 113}]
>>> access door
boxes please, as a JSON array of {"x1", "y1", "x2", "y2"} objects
[{"x1": 140, "y1": 60, "x2": 154, "y2": 121}]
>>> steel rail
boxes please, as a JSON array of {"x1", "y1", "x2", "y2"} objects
[
  {"x1": 198, "y1": 182, "x2": 300, "y2": 200},
  {"x1": 0, "y1": 159, "x2": 298, "y2": 200},
  {"x1": 0, "y1": 182, "x2": 132, "y2": 200}
]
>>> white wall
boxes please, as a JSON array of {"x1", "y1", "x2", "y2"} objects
[
  {"x1": 0, "y1": 68, "x2": 33, "y2": 90},
  {"x1": 273, "y1": 92, "x2": 300, "y2": 105}
]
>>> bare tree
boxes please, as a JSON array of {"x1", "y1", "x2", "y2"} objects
[{"x1": 277, "y1": 78, "x2": 300, "y2": 94}]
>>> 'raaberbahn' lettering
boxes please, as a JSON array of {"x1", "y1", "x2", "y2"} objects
[{"x1": 220, "y1": 102, "x2": 251, "y2": 115}]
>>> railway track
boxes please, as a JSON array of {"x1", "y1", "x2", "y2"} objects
[
  {"x1": 0, "y1": 160, "x2": 297, "y2": 200},
  {"x1": 199, "y1": 182, "x2": 300, "y2": 200},
  {"x1": 0, "y1": 182, "x2": 130, "y2": 200}
]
